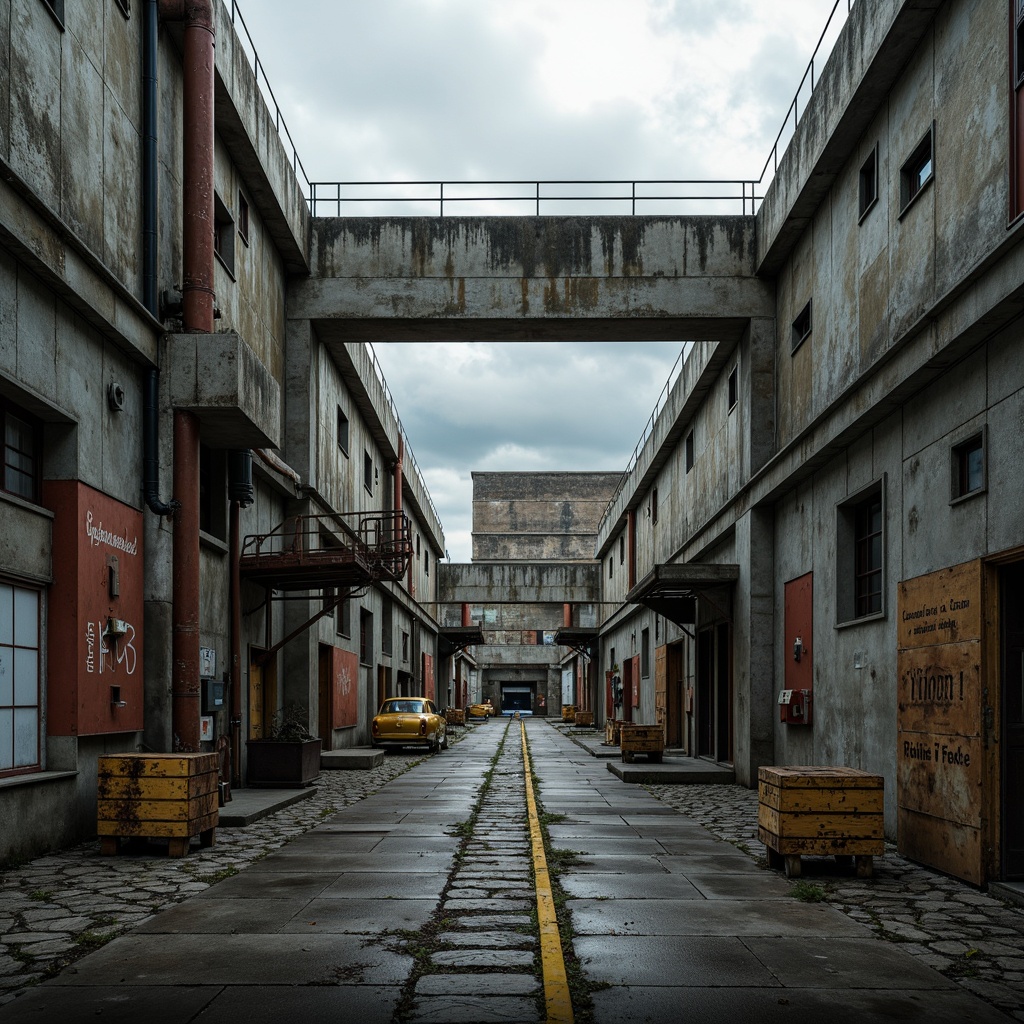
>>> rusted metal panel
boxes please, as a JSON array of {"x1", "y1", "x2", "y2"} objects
[
  {"x1": 896, "y1": 560, "x2": 987, "y2": 885},
  {"x1": 783, "y1": 572, "x2": 813, "y2": 692}
]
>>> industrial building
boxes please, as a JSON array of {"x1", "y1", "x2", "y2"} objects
[{"x1": 1, "y1": 0, "x2": 1022, "y2": 894}]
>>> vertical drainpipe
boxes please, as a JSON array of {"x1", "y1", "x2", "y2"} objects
[
  {"x1": 142, "y1": 0, "x2": 176, "y2": 517},
  {"x1": 230, "y1": 501, "x2": 241, "y2": 785},
  {"x1": 161, "y1": 0, "x2": 215, "y2": 751}
]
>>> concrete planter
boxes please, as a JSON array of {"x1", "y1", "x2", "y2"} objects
[{"x1": 245, "y1": 738, "x2": 322, "y2": 787}]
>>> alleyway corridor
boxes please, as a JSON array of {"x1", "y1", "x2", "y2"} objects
[{"x1": 0, "y1": 721, "x2": 1015, "y2": 1023}]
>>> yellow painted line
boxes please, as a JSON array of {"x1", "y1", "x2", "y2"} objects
[{"x1": 521, "y1": 720, "x2": 574, "y2": 1024}]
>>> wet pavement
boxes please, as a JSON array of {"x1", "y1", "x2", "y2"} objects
[{"x1": 0, "y1": 719, "x2": 1021, "y2": 1022}]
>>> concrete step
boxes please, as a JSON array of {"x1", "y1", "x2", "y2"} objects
[
  {"x1": 606, "y1": 758, "x2": 736, "y2": 785},
  {"x1": 320, "y1": 748, "x2": 384, "y2": 770}
]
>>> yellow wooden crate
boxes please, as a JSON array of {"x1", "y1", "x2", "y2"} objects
[
  {"x1": 757, "y1": 765, "x2": 883, "y2": 877},
  {"x1": 97, "y1": 753, "x2": 219, "y2": 857},
  {"x1": 619, "y1": 724, "x2": 665, "y2": 763}
]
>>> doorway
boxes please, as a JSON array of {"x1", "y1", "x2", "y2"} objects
[
  {"x1": 665, "y1": 640, "x2": 684, "y2": 749},
  {"x1": 248, "y1": 646, "x2": 277, "y2": 740},
  {"x1": 696, "y1": 623, "x2": 732, "y2": 762},
  {"x1": 1002, "y1": 562, "x2": 1024, "y2": 879}
]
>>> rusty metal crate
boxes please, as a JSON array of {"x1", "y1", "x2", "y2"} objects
[
  {"x1": 619, "y1": 724, "x2": 665, "y2": 763},
  {"x1": 97, "y1": 753, "x2": 219, "y2": 857},
  {"x1": 445, "y1": 709, "x2": 465, "y2": 726},
  {"x1": 573, "y1": 710, "x2": 594, "y2": 728},
  {"x1": 758, "y1": 765, "x2": 884, "y2": 878}
]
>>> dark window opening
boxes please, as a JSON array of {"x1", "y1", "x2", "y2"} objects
[
  {"x1": 727, "y1": 367, "x2": 738, "y2": 411},
  {"x1": 685, "y1": 430, "x2": 695, "y2": 473},
  {"x1": 859, "y1": 145, "x2": 878, "y2": 220},
  {"x1": 853, "y1": 496, "x2": 883, "y2": 618},
  {"x1": 641, "y1": 627, "x2": 650, "y2": 678},
  {"x1": 900, "y1": 126, "x2": 934, "y2": 214},
  {"x1": 2, "y1": 401, "x2": 41, "y2": 503},
  {"x1": 401, "y1": 630, "x2": 409, "y2": 662},
  {"x1": 381, "y1": 601, "x2": 393, "y2": 656},
  {"x1": 792, "y1": 301, "x2": 812, "y2": 353},
  {"x1": 363, "y1": 451, "x2": 373, "y2": 494},
  {"x1": 114, "y1": 0, "x2": 130, "y2": 18},
  {"x1": 619, "y1": 535, "x2": 625, "y2": 565},
  {"x1": 237, "y1": 190, "x2": 250, "y2": 245},
  {"x1": 198, "y1": 445, "x2": 226, "y2": 540},
  {"x1": 337, "y1": 407, "x2": 349, "y2": 455},
  {"x1": 651, "y1": 487, "x2": 659, "y2": 526},
  {"x1": 952, "y1": 432, "x2": 986, "y2": 500},
  {"x1": 40, "y1": 0, "x2": 64, "y2": 28},
  {"x1": 360, "y1": 609, "x2": 373, "y2": 666},
  {"x1": 213, "y1": 194, "x2": 235, "y2": 276}
]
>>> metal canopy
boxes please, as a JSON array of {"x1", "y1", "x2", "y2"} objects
[
  {"x1": 439, "y1": 626, "x2": 486, "y2": 654},
  {"x1": 626, "y1": 563, "x2": 740, "y2": 629},
  {"x1": 553, "y1": 627, "x2": 598, "y2": 659}
]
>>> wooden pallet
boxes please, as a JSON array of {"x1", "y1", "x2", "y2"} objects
[
  {"x1": 97, "y1": 753, "x2": 219, "y2": 857},
  {"x1": 758, "y1": 765, "x2": 884, "y2": 878}
]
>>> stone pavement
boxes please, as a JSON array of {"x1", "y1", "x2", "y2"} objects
[{"x1": 0, "y1": 719, "x2": 1021, "y2": 1022}]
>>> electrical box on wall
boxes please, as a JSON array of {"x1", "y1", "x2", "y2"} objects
[
  {"x1": 201, "y1": 679, "x2": 226, "y2": 715},
  {"x1": 779, "y1": 688, "x2": 813, "y2": 725}
]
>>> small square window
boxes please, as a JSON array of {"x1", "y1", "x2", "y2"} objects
[
  {"x1": 337, "y1": 407, "x2": 349, "y2": 455},
  {"x1": 859, "y1": 145, "x2": 878, "y2": 221},
  {"x1": 792, "y1": 301, "x2": 812, "y2": 353},
  {"x1": 900, "y1": 125, "x2": 934, "y2": 214},
  {"x1": 951, "y1": 431, "x2": 985, "y2": 502},
  {"x1": 213, "y1": 194, "x2": 235, "y2": 276},
  {"x1": 685, "y1": 430, "x2": 694, "y2": 473},
  {"x1": 727, "y1": 367, "x2": 738, "y2": 411},
  {"x1": 237, "y1": 191, "x2": 250, "y2": 245}
]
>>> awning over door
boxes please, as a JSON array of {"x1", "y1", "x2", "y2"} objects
[
  {"x1": 552, "y1": 627, "x2": 598, "y2": 658},
  {"x1": 626, "y1": 563, "x2": 739, "y2": 628}
]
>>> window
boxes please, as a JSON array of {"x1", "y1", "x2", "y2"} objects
[
  {"x1": 213, "y1": 194, "x2": 235, "y2": 276},
  {"x1": 401, "y1": 630, "x2": 409, "y2": 662},
  {"x1": 837, "y1": 479, "x2": 885, "y2": 624},
  {"x1": 727, "y1": 367, "x2": 738, "y2": 411},
  {"x1": 608, "y1": 557, "x2": 613, "y2": 579},
  {"x1": 651, "y1": 487, "x2": 659, "y2": 526},
  {"x1": 619, "y1": 535, "x2": 625, "y2": 564},
  {"x1": 792, "y1": 301, "x2": 812, "y2": 353},
  {"x1": 381, "y1": 600, "x2": 393, "y2": 657},
  {"x1": 337, "y1": 407, "x2": 349, "y2": 455},
  {"x1": 3, "y1": 400, "x2": 41, "y2": 502},
  {"x1": 237, "y1": 190, "x2": 250, "y2": 245},
  {"x1": 685, "y1": 430, "x2": 695, "y2": 473},
  {"x1": 424, "y1": 550, "x2": 430, "y2": 576},
  {"x1": 859, "y1": 145, "x2": 878, "y2": 221},
  {"x1": 335, "y1": 595, "x2": 351, "y2": 638},
  {"x1": 641, "y1": 627, "x2": 650, "y2": 678},
  {"x1": 198, "y1": 445, "x2": 227, "y2": 539},
  {"x1": 900, "y1": 125, "x2": 934, "y2": 214},
  {"x1": 0, "y1": 582, "x2": 41, "y2": 777},
  {"x1": 363, "y1": 451, "x2": 373, "y2": 494},
  {"x1": 951, "y1": 431, "x2": 986, "y2": 501},
  {"x1": 360, "y1": 609, "x2": 373, "y2": 666},
  {"x1": 114, "y1": 0, "x2": 130, "y2": 17},
  {"x1": 40, "y1": 0, "x2": 64, "y2": 27}
]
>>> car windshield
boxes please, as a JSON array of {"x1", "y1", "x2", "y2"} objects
[{"x1": 381, "y1": 700, "x2": 424, "y2": 714}]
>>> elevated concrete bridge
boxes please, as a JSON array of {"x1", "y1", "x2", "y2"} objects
[{"x1": 289, "y1": 215, "x2": 772, "y2": 343}]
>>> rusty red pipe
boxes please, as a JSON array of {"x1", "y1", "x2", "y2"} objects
[{"x1": 162, "y1": 0, "x2": 215, "y2": 751}]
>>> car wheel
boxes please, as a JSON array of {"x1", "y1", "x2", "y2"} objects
[{"x1": 440, "y1": 728, "x2": 449, "y2": 751}]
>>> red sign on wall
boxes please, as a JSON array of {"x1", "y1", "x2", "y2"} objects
[
  {"x1": 330, "y1": 647, "x2": 359, "y2": 729},
  {"x1": 44, "y1": 482, "x2": 144, "y2": 736}
]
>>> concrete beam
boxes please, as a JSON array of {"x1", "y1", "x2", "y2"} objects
[{"x1": 438, "y1": 562, "x2": 601, "y2": 604}]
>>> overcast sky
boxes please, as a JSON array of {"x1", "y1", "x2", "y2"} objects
[{"x1": 233, "y1": 0, "x2": 846, "y2": 560}]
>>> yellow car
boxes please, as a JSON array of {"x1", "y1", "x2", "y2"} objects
[
  {"x1": 371, "y1": 697, "x2": 448, "y2": 753},
  {"x1": 467, "y1": 702, "x2": 495, "y2": 719}
]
